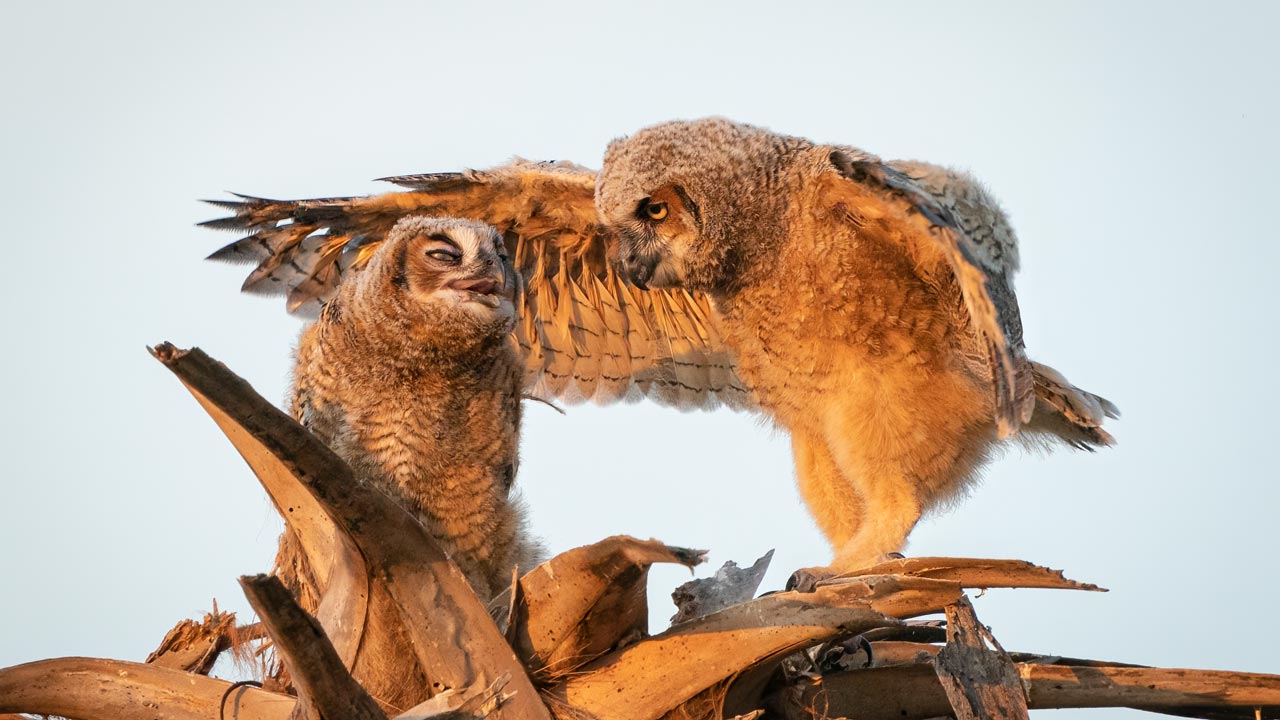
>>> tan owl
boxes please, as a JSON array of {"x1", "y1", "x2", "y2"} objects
[
  {"x1": 204, "y1": 117, "x2": 1115, "y2": 583},
  {"x1": 276, "y1": 215, "x2": 543, "y2": 616}
]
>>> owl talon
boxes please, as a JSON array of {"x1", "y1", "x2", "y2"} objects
[
  {"x1": 786, "y1": 567, "x2": 837, "y2": 593},
  {"x1": 817, "y1": 634, "x2": 875, "y2": 673}
]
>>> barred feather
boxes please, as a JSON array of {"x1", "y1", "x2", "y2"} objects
[{"x1": 201, "y1": 160, "x2": 756, "y2": 412}]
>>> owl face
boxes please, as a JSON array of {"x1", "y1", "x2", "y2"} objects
[
  {"x1": 368, "y1": 216, "x2": 518, "y2": 333},
  {"x1": 603, "y1": 184, "x2": 702, "y2": 291},
  {"x1": 598, "y1": 117, "x2": 793, "y2": 294}
]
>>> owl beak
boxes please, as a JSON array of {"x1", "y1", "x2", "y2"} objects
[
  {"x1": 621, "y1": 251, "x2": 660, "y2": 291},
  {"x1": 449, "y1": 277, "x2": 500, "y2": 296}
]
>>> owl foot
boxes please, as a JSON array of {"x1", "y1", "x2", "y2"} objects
[
  {"x1": 787, "y1": 552, "x2": 910, "y2": 593},
  {"x1": 817, "y1": 634, "x2": 875, "y2": 672},
  {"x1": 785, "y1": 566, "x2": 837, "y2": 593}
]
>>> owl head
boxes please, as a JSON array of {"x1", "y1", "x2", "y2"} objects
[
  {"x1": 597, "y1": 117, "x2": 807, "y2": 295},
  {"x1": 349, "y1": 216, "x2": 518, "y2": 347}
]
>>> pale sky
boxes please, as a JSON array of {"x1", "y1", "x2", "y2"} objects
[{"x1": 2, "y1": 3, "x2": 1278, "y2": 719}]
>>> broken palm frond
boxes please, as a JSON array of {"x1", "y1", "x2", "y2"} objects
[
  {"x1": 548, "y1": 575, "x2": 964, "y2": 720},
  {"x1": 4, "y1": 342, "x2": 1278, "y2": 720},
  {"x1": 836, "y1": 556, "x2": 1105, "y2": 592},
  {"x1": 146, "y1": 604, "x2": 243, "y2": 675},
  {"x1": 150, "y1": 342, "x2": 551, "y2": 720},
  {"x1": 511, "y1": 535, "x2": 706, "y2": 681}
]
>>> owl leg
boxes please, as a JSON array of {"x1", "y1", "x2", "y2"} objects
[
  {"x1": 791, "y1": 429, "x2": 865, "y2": 550},
  {"x1": 786, "y1": 430, "x2": 868, "y2": 592},
  {"x1": 828, "y1": 475, "x2": 922, "y2": 573},
  {"x1": 818, "y1": 432, "x2": 923, "y2": 574}
]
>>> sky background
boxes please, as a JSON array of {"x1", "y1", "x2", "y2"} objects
[{"x1": 2, "y1": 3, "x2": 1277, "y2": 718}]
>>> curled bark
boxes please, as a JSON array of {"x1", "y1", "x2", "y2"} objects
[{"x1": 511, "y1": 535, "x2": 705, "y2": 681}]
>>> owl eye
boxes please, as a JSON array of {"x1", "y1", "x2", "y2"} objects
[
  {"x1": 642, "y1": 200, "x2": 669, "y2": 222},
  {"x1": 426, "y1": 247, "x2": 461, "y2": 263}
]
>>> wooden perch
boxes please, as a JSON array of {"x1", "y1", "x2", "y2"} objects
[
  {"x1": 511, "y1": 535, "x2": 705, "y2": 680},
  {"x1": 0, "y1": 656, "x2": 294, "y2": 720},
  {"x1": 151, "y1": 342, "x2": 551, "y2": 720},
  {"x1": 837, "y1": 556, "x2": 1104, "y2": 592},
  {"x1": 241, "y1": 573, "x2": 385, "y2": 720},
  {"x1": 548, "y1": 574, "x2": 964, "y2": 720},
  {"x1": 934, "y1": 596, "x2": 1029, "y2": 719},
  {"x1": 779, "y1": 657, "x2": 1280, "y2": 719}
]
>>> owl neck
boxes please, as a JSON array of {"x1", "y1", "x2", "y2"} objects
[{"x1": 323, "y1": 295, "x2": 518, "y2": 378}]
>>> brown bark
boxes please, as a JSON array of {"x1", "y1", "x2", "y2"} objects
[{"x1": 240, "y1": 573, "x2": 385, "y2": 720}]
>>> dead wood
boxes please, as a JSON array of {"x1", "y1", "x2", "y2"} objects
[
  {"x1": 241, "y1": 573, "x2": 385, "y2": 720},
  {"x1": 934, "y1": 596, "x2": 1029, "y2": 719},
  {"x1": 778, "y1": 658, "x2": 1280, "y2": 719},
  {"x1": 0, "y1": 656, "x2": 295, "y2": 720},
  {"x1": 151, "y1": 342, "x2": 551, "y2": 720},
  {"x1": 1021, "y1": 665, "x2": 1280, "y2": 719},
  {"x1": 147, "y1": 606, "x2": 241, "y2": 675},
  {"x1": 510, "y1": 535, "x2": 705, "y2": 681},
  {"x1": 149, "y1": 343, "x2": 369, "y2": 668},
  {"x1": 836, "y1": 556, "x2": 1104, "y2": 592},
  {"x1": 395, "y1": 673, "x2": 514, "y2": 719},
  {"x1": 547, "y1": 575, "x2": 963, "y2": 720},
  {"x1": 670, "y1": 549, "x2": 774, "y2": 624}
]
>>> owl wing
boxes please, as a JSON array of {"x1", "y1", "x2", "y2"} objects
[
  {"x1": 828, "y1": 150, "x2": 1035, "y2": 438},
  {"x1": 202, "y1": 159, "x2": 753, "y2": 411}
]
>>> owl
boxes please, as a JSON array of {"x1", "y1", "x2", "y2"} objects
[
  {"x1": 276, "y1": 215, "x2": 543, "y2": 617},
  {"x1": 204, "y1": 118, "x2": 1115, "y2": 583}
]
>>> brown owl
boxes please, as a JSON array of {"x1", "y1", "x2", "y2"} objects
[
  {"x1": 277, "y1": 215, "x2": 543, "y2": 616},
  {"x1": 203, "y1": 118, "x2": 1115, "y2": 584}
]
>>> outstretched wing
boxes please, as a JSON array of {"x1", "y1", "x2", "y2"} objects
[
  {"x1": 202, "y1": 159, "x2": 752, "y2": 411},
  {"x1": 827, "y1": 150, "x2": 1035, "y2": 437}
]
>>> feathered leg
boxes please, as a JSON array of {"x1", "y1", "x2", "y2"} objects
[{"x1": 790, "y1": 429, "x2": 864, "y2": 550}]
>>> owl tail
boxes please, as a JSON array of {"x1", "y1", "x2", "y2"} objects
[{"x1": 1020, "y1": 360, "x2": 1120, "y2": 450}]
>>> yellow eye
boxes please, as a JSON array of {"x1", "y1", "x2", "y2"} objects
[{"x1": 645, "y1": 201, "x2": 669, "y2": 221}]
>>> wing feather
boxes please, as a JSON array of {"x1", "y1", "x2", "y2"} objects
[
  {"x1": 202, "y1": 159, "x2": 753, "y2": 411},
  {"x1": 828, "y1": 149, "x2": 1035, "y2": 437}
]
